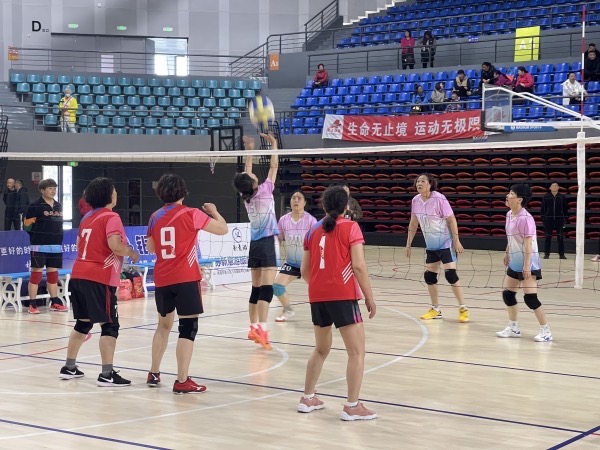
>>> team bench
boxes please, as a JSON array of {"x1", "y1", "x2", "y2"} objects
[
  {"x1": 0, "y1": 269, "x2": 71, "y2": 312},
  {"x1": 124, "y1": 257, "x2": 222, "y2": 295}
]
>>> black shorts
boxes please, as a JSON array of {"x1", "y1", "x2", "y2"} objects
[
  {"x1": 279, "y1": 262, "x2": 301, "y2": 278},
  {"x1": 507, "y1": 267, "x2": 543, "y2": 281},
  {"x1": 248, "y1": 236, "x2": 277, "y2": 269},
  {"x1": 31, "y1": 251, "x2": 63, "y2": 269},
  {"x1": 70, "y1": 279, "x2": 118, "y2": 324},
  {"x1": 155, "y1": 281, "x2": 204, "y2": 317},
  {"x1": 310, "y1": 300, "x2": 363, "y2": 328},
  {"x1": 425, "y1": 248, "x2": 456, "y2": 265}
]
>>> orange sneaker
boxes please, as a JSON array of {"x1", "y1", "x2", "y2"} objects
[
  {"x1": 340, "y1": 402, "x2": 377, "y2": 421},
  {"x1": 50, "y1": 303, "x2": 69, "y2": 312},
  {"x1": 250, "y1": 325, "x2": 272, "y2": 350},
  {"x1": 297, "y1": 394, "x2": 325, "y2": 413},
  {"x1": 248, "y1": 326, "x2": 259, "y2": 343},
  {"x1": 28, "y1": 304, "x2": 40, "y2": 314}
]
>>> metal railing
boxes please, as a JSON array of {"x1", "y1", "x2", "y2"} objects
[
  {"x1": 10, "y1": 48, "x2": 265, "y2": 78},
  {"x1": 307, "y1": 29, "x2": 596, "y2": 75}
]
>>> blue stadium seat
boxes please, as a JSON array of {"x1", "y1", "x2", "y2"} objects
[
  {"x1": 220, "y1": 80, "x2": 233, "y2": 89},
  {"x1": 213, "y1": 88, "x2": 226, "y2": 98},
  {"x1": 528, "y1": 106, "x2": 543, "y2": 119},
  {"x1": 588, "y1": 81, "x2": 600, "y2": 93},
  {"x1": 363, "y1": 85, "x2": 375, "y2": 94},
  {"x1": 86, "y1": 104, "x2": 100, "y2": 116},
  {"x1": 119, "y1": 105, "x2": 133, "y2": 117},
  {"x1": 128, "y1": 116, "x2": 142, "y2": 128},
  {"x1": 47, "y1": 93, "x2": 61, "y2": 104},
  {"x1": 32, "y1": 93, "x2": 46, "y2": 104},
  {"x1": 103, "y1": 105, "x2": 117, "y2": 117},
  {"x1": 234, "y1": 80, "x2": 246, "y2": 90},
  {"x1": 173, "y1": 97, "x2": 186, "y2": 108},
  {"x1": 183, "y1": 87, "x2": 196, "y2": 97},
  {"x1": 233, "y1": 98, "x2": 246, "y2": 108},
  {"x1": 102, "y1": 76, "x2": 115, "y2": 86},
  {"x1": 205, "y1": 80, "x2": 218, "y2": 89},
  {"x1": 248, "y1": 80, "x2": 261, "y2": 90},
  {"x1": 206, "y1": 118, "x2": 220, "y2": 127},
  {"x1": 144, "y1": 117, "x2": 158, "y2": 128},
  {"x1": 584, "y1": 104, "x2": 597, "y2": 118},
  {"x1": 243, "y1": 89, "x2": 255, "y2": 99},
  {"x1": 147, "y1": 78, "x2": 160, "y2": 87},
  {"x1": 160, "y1": 117, "x2": 174, "y2": 128},
  {"x1": 143, "y1": 96, "x2": 156, "y2": 107},
  {"x1": 177, "y1": 128, "x2": 191, "y2": 135},
  {"x1": 41, "y1": 74, "x2": 55, "y2": 84},
  {"x1": 93, "y1": 85, "x2": 106, "y2": 95},
  {"x1": 112, "y1": 95, "x2": 125, "y2": 106},
  {"x1": 10, "y1": 73, "x2": 24, "y2": 83},
  {"x1": 167, "y1": 106, "x2": 180, "y2": 117},
  {"x1": 219, "y1": 98, "x2": 232, "y2": 108},
  {"x1": 151, "y1": 106, "x2": 165, "y2": 117},
  {"x1": 26, "y1": 74, "x2": 40, "y2": 84},
  {"x1": 96, "y1": 128, "x2": 111, "y2": 135},
  {"x1": 384, "y1": 93, "x2": 397, "y2": 102},
  {"x1": 197, "y1": 107, "x2": 211, "y2": 118},
  {"x1": 32, "y1": 83, "x2": 45, "y2": 93},
  {"x1": 123, "y1": 85, "x2": 137, "y2": 96},
  {"x1": 536, "y1": 84, "x2": 551, "y2": 96},
  {"x1": 554, "y1": 73, "x2": 567, "y2": 83},
  {"x1": 158, "y1": 97, "x2": 171, "y2": 107},
  {"x1": 512, "y1": 107, "x2": 526, "y2": 120},
  {"x1": 222, "y1": 118, "x2": 236, "y2": 127},
  {"x1": 132, "y1": 77, "x2": 145, "y2": 87},
  {"x1": 179, "y1": 106, "x2": 194, "y2": 118},
  {"x1": 128, "y1": 127, "x2": 144, "y2": 135},
  {"x1": 78, "y1": 115, "x2": 90, "y2": 127},
  {"x1": 228, "y1": 88, "x2": 241, "y2": 98},
  {"x1": 153, "y1": 87, "x2": 166, "y2": 97},
  {"x1": 370, "y1": 93, "x2": 382, "y2": 103},
  {"x1": 168, "y1": 87, "x2": 181, "y2": 97},
  {"x1": 188, "y1": 98, "x2": 201, "y2": 108},
  {"x1": 44, "y1": 114, "x2": 58, "y2": 126},
  {"x1": 127, "y1": 96, "x2": 141, "y2": 106},
  {"x1": 71, "y1": 75, "x2": 84, "y2": 85},
  {"x1": 96, "y1": 115, "x2": 109, "y2": 127},
  {"x1": 177, "y1": 79, "x2": 189, "y2": 88},
  {"x1": 227, "y1": 107, "x2": 241, "y2": 118},
  {"x1": 112, "y1": 116, "x2": 125, "y2": 128},
  {"x1": 163, "y1": 78, "x2": 175, "y2": 87},
  {"x1": 145, "y1": 128, "x2": 160, "y2": 135},
  {"x1": 191, "y1": 118, "x2": 204, "y2": 129},
  {"x1": 57, "y1": 75, "x2": 70, "y2": 85},
  {"x1": 95, "y1": 95, "x2": 109, "y2": 106},
  {"x1": 79, "y1": 95, "x2": 93, "y2": 106},
  {"x1": 212, "y1": 107, "x2": 225, "y2": 118},
  {"x1": 88, "y1": 76, "x2": 101, "y2": 86},
  {"x1": 203, "y1": 98, "x2": 216, "y2": 108},
  {"x1": 107, "y1": 85, "x2": 121, "y2": 95},
  {"x1": 198, "y1": 87, "x2": 211, "y2": 98},
  {"x1": 77, "y1": 85, "x2": 91, "y2": 94},
  {"x1": 34, "y1": 104, "x2": 49, "y2": 115},
  {"x1": 113, "y1": 128, "x2": 127, "y2": 135},
  {"x1": 16, "y1": 82, "x2": 30, "y2": 94}
]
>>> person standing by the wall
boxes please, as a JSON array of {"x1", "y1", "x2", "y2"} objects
[
  {"x1": 3, "y1": 178, "x2": 19, "y2": 230},
  {"x1": 540, "y1": 182, "x2": 568, "y2": 260},
  {"x1": 15, "y1": 179, "x2": 29, "y2": 230}
]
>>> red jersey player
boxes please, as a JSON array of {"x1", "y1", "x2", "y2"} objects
[
  {"x1": 298, "y1": 185, "x2": 377, "y2": 421},
  {"x1": 146, "y1": 173, "x2": 228, "y2": 394},
  {"x1": 60, "y1": 177, "x2": 140, "y2": 386}
]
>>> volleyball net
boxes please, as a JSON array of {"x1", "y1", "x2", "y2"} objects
[{"x1": 3, "y1": 132, "x2": 600, "y2": 292}]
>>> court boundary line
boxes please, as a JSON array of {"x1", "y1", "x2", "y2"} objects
[{"x1": 547, "y1": 424, "x2": 600, "y2": 449}]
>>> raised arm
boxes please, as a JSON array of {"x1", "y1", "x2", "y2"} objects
[
  {"x1": 242, "y1": 136, "x2": 254, "y2": 174},
  {"x1": 260, "y1": 132, "x2": 279, "y2": 183},
  {"x1": 202, "y1": 203, "x2": 228, "y2": 235}
]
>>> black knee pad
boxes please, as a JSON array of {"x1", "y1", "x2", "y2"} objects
[
  {"x1": 100, "y1": 321, "x2": 119, "y2": 338},
  {"x1": 74, "y1": 320, "x2": 93, "y2": 335},
  {"x1": 178, "y1": 317, "x2": 199, "y2": 341},
  {"x1": 502, "y1": 290, "x2": 517, "y2": 307},
  {"x1": 444, "y1": 269, "x2": 460, "y2": 285},
  {"x1": 524, "y1": 293, "x2": 542, "y2": 310},
  {"x1": 424, "y1": 271, "x2": 438, "y2": 285},
  {"x1": 259, "y1": 285, "x2": 274, "y2": 303},
  {"x1": 249, "y1": 286, "x2": 260, "y2": 305}
]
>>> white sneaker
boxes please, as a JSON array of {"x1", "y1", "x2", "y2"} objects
[
  {"x1": 496, "y1": 326, "x2": 521, "y2": 338},
  {"x1": 533, "y1": 328, "x2": 553, "y2": 342},
  {"x1": 275, "y1": 309, "x2": 296, "y2": 322},
  {"x1": 591, "y1": 255, "x2": 600, "y2": 262}
]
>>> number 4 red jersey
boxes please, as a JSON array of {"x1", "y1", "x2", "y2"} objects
[
  {"x1": 303, "y1": 218, "x2": 364, "y2": 303},
  {"x1": 71, "y1": 208, "x2": 127, "y2": 287},
  {"x1": 147, "y1": 204, "x2": 211, "y2": 287}
]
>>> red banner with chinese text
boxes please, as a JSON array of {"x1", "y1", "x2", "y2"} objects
[{"x1": 321, "y1": 111, "x2": 484, "y2": 142}]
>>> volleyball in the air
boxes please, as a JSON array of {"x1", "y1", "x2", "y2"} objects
[{"x1": 248, "y1": 95, "x2": 275, "y2": 128}]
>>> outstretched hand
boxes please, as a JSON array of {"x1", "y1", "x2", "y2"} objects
[
  {"x1": 259, "y1": 132, "x2": 278, "y2": 149},
  {"x1": 242, "y1": 135, "x2": 255, "y2": 151}
]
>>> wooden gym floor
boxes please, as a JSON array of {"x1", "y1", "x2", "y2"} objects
[{"x1": 0, "y1": 247, "x2": 599, "y2": 450}]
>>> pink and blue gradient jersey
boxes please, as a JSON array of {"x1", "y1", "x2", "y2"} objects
[
  {"x1": 278, "y1": 211, "x2": 317, "y2": 268},
  {"x1": 411, "y1": 191, "x2": 454, "y2": 250},
  {"x1": 244, "y1": 178, "x2": 279, "y2": 241},
  {"x1": 505, "y1": 208, "x2": 541, "y2": 272}
]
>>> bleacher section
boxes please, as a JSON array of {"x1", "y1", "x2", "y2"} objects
[
  {"x1": 283, "y1": 146, "x2": 600, "y2": 242},
  {"x1": 337, "y1": 0, "x2": 595, "y2": 48},
  {"x1": 9, "y1": 72, "x2": 261, "y2": 135},
  {"x1": 287, "y1": 61, "x2": 593, "y2": 135}
]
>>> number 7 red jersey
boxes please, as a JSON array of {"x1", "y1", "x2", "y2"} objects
[
  {"x1": 71, "y1": 208, "x2": 127, "y2": 287},
  {"x1": 147, "y1": 204, "x2": 211, "y2": 287},
  {"x1": 303, "y1": 218, "x2": 364, "y2": 303}
]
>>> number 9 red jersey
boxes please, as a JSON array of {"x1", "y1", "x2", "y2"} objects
[{"x1": 147, "y1": 204, "x2": 211, "y2": 287}]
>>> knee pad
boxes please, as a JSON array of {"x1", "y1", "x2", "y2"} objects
[
  {"x1": 100, "y1": 321, "x2": 120, "y2": 339},
  {"x1": 258, "y1": 285, "x2": 274, "y2": 303},
  {"x1": 178, "y1": 317, "x2": 199, "y2": 341},
  {"x1": 273, "y1": 283, "x2": 286, "y2": 297},
  {"x1": 444, "y1": 269, "x2": 459, "y2": 285},
  {"x1": 29, "y1": 271, "x2": 42, "y2": 285},
  {"x1": 47, "y1": 271, "x2": 59, "y2": 284},
  {"x1": 524, "y1": 293, "x2": 542, "y2": 310},
  {"x1": 249, "y1": 286, "x2": 260, "y2": 305},
  {"x1": 74, "y1": 320, "x2": 93, "y2": 335},
  {"x1": 424, "y1": 271, "x2": 438, "y2": 285},
  {"x1": 502, "y1": 290, "x2": 517, "y2": 307}
]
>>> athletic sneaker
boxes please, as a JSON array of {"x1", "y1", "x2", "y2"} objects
[
  {"x1": 59, "y1": 366, "x2": 84, "y2": 379},
  {"x1": 50, "y1": 303, "x2": 69, "y2": 312},
  {"x1": 458, "y1": 307, "x2": 469, "y2": 323},
  {"x1": 247, "y1": 327, "x2": 258, "y2": 343},
  {"x1": 297, "y1": 394, "x2": 325, "y2": 413},
  {"x1": 420, "y1": 308, "x2": 442, "y2": 320},
  {"x1": 96, "y1": 370, "x2": 131, "y2": 387},
  {"x1": 275, "y1": 309, "x2": 296, "y2": 322},
  {"x1": 340, "y1": 402, "x2": 377, "y2": 421},
  {"x1": 496, "y1": 325, "x2": 521, "y2": 338},
  {"x1": 28, "y1": 305, "x2": 40, "y2": 314},
  {"x1": 173, "y1": 377, "x2": 207, "y2": 394},
  {"x1": 146, "y1": 372, "x2": 161, "y2": 387},
  {"x1": 250, "y1": 325, "x2": 272, "y2": 350},
  {"x1": 591, "y1": 255, "x2": 600, "y2": 262},
  {"x1": 533, "y1": 328, "x2": 553, "y2": 342}
]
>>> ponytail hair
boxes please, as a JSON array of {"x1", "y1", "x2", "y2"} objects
[
  {"x1": 321, "y1": 186, "x2": 348, "y2": 233},
  {"x1": 233, "y1": 173, "x2": 257, "y2": 202}
]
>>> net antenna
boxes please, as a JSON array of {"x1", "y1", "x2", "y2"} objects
[
  {"x1": 209, "y1": 125, "x2": 245, "y2": 174},
  {"x1": 482, "y1": 84, "x2": 597, "y2": 289}
]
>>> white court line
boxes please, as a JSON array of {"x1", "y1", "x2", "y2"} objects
[{"x1": 0, "y1": 306, "x2": 427, "y2": 441}]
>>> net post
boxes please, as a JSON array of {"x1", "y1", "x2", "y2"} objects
[{"x1": 575, "y1": 131, "x2": 586, "y2": 289}]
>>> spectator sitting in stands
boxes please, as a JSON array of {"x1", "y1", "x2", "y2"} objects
[
  {"x1": 420, "y1": 30, "x2": 436, "y2": 68},
  {"x1": 478, "y1": 62, "x2": 496, "y2": 93},
  {"x1": 430, "y1": 82, "x2": 447, "y2": 111},
  {"x1": 562, "y1": 72, "x2": 587, "y2": 106},
  {"x1": 400, "y1": 30, "x2": 416, "y2": 70},
  {"x1": 585, "y1": 43, "x2": 600, "y2": 60},
  {"x1": 446, "y1": 91, "x2": 462, "y2": 112},
  {"x1": 411, "y1": 84, "x2": 428, "y2": 114},
  {"x1": 585, "y1": 51, "x2": 600, "y2": 81},
  {"x1": 312, "y1": 64, "x2": 328, "y2": 90},
  {"x1": 512, "y1": 66, "x2": 534, "y2": 94},
  {"x1": 453, "y1": 70, "x2": 472, "y2": 100},
  {"x1": 493, "y1": 70, "x2": 513, "y2": 88}
]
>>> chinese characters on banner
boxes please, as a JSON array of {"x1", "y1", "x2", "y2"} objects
[{"x1": 321, "y1": 111, "x2": 484, "y2": 142}]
